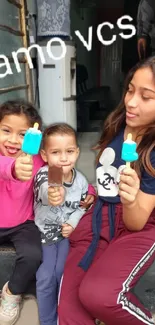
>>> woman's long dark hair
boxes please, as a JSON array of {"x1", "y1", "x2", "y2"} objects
[{"x1": 95, "y1": 56, "x2": 155, "y2": 178}]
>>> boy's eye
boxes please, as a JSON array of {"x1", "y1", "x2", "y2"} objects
[
  {"x1": 20, "y1": 133, "x2": 25, "y2": 137},
  {"x1": 52, "y1": 151, "x2": 59, "y2": 154},
  {"x1": 68, "y1": 150, "x2": 74, "y2": 153}
]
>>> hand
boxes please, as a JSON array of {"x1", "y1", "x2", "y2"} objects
[
  {"x1": 48, "y1": 186, "x2": 65, "y2": 206},
  {"x1": 80, "y1": 194, "x2": 95, "y2": 209},
  {"x1": 118, "y1": 168, "x2": 140, "y2": 205},
  {"x1": 137, "y1": 38, "x2": 147, "y2": 60},
  {"x1": 14, "y1": 153, "x2": 33, "y2": 181},
  {"x1": 62, "y1": 223, "x2": 74, "y2": 238}
]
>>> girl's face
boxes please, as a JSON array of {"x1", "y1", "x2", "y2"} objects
[
  {"x1": 0, "y1": 114, "x2": 30, "y2": 158},
  {"x1": 124, "y1": 67, "x2": 155, "y2": 130}
]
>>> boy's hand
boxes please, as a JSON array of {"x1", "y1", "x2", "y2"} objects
[
  {"x1": 48, "y1": 186, "x2": 65, "y2": 206},
  {"x1": 14, "y1": 153, "x2": 33, "y2": 181},
  {"x1": 118, "y1": 168, "x2": 140, "y2": 205},
  {"x1": 80, "y1": 194, "x2": 95, "y2": 209},
  {"x1": 62, "y1": 223, "x2": 74, "y2": 238}
]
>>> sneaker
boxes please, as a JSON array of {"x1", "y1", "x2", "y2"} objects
[{"x1": 0, "y1": 282, "x2": 22, "y2": 325}]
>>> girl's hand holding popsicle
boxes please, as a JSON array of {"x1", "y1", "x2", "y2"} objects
[
  {"x1": 14, "y1": 153, "x2": 33, "y2": 181},
  {"x1": 13, "y1": 123, "x2": 42, "y2": 181}
]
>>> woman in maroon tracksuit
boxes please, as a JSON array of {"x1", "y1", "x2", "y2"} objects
[{"x1": 57, "y1": 56, "x2": 155, "y2": 325}]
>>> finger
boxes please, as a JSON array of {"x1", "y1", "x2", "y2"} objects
[
  {"x1": 48, "y1": 190, "x2": 61, "y2": 198},
  {"x1": 19, "y1": 175, "x2": 32, "y2": 181},
  {"x1": 119, "y1": 182, "x2": 138, "y2": 195},
  {"x1": 62, "y1": 224, "x2": 67, "y2": 228},
  {"x1": 18, "y1": 171, "x2": 33, "y2": 178},
  {"x1": 48, "y1": 198, "x2": 62, "y2": 205},
  {"x1": 62, "y1": 229, "x2": 68, "y2": 235},
  {"x1": 62, "y1": 233, "x2": 68, "y2": 238},
  {"x1": 121, "y1": 168, "x2": 139, "y2": 180},
  {"x1": 20, "y1": 163, "x2": 33, "y2": 172},
  {"x1": 19, "y1": 152, "x2": 27, "y2": 158},
  {"x1": 119, "y1": 190, "x2": 136, "y2": 203},
  {"x1": 86, "y1": 197, "x2": 94, "y2": 204},
  {"x1": 20, "y1": 156, "x2": 33, "y2": 164},
  {"x1": 120, "y1": 175, "x2": 138, "y2": 187}
]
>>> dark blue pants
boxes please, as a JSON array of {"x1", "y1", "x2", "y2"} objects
[{"x1": 36, "y1": 239, "x2": 69, "y2": 325}]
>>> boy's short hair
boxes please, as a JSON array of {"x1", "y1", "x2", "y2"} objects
[{"x1": 42, "y1": 123, "x2": 78, "y2": 148}]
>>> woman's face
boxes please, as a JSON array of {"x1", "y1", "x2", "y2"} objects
[{"x1": 124, "y1": 67, "x2": 155, "y2": 129}]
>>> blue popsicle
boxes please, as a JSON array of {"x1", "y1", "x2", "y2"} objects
[
  {"x1": 121, "y1": 133, "x2": 138, "y2": 167},
  {"x1": 22, "y1": 122, "x2": 42, "y2": 155}
]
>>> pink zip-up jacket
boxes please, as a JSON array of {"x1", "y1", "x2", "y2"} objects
[
  {"x1": 0, "y1": 153, "x2": 96, "y2": 228},
  {"x1": 0, "y1": 153, "x2": 44, "y2": 227}
]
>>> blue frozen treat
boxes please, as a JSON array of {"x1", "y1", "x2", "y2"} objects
[
  {"x1": 22, "y1": 123, "x2": 42, "y2": 155},
  {"x1": 121, "y1": 133, "x2": 138, "y2": 167}
]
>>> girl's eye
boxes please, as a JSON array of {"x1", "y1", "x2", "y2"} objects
[
  {"x1": 68, "y1": 150, "x2": 74, "y2": 153},
  {"x1": 20, "y1": 133, "x2": 25, "y2": 137},
  {"x1": 52, "y1": 151, "x2": 59, "y2": 154},
  {"x1": 2, "y1": 129, "x2": 9, "y2": 133}
]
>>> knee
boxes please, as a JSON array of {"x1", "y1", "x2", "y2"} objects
[
  {"x1": 21, "y1": 245, "x2": 42, "y2": 270},
  {"x1": 79, "y1": 278, "x2": 118, "y2": 316}
]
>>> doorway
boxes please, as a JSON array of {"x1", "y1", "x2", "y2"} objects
[{"x1": 70, "y1": 0, "x2": 140, "y2": 131}]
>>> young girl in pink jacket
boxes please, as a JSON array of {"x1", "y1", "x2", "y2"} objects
[{"x1": 0, "y1": 99, "x2": 95, "y2": 325}]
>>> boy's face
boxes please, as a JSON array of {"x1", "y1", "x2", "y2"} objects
[
  {"x1": 41, "y1": 133, "x2": 79, "y2": 176},
  {"x1": 0, "y1": 114, "x2": 29, "y2": 158}
]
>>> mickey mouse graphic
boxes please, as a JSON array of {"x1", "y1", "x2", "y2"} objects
[{"x1": 96, "y1": 147, "x2": 125, "y2": 197}]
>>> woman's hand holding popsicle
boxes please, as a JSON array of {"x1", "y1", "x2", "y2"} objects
[{"x1": 119, "y1": 168, "x2": 140, "y2": 206}]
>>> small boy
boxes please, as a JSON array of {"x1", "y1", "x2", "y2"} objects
[{"x1": 34, "y1": 123, "x2": 95, "y2": 325}]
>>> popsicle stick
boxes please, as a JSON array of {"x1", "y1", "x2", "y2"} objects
[
  {"x1": 33, "y1": 122, "x2": 39, "y2": 129},
  {"x1": 127, "y1": 133, "x2": 132, "y2": 141},
  {"x1": 126, "y1": 161, "x2": 130, "y2": 168},
  {"x1": 126, "y1": 133, "x2": 132, "y2": 167},
  {"x1": 25, "y1": 122, "x2": 39, "y2": 158}
]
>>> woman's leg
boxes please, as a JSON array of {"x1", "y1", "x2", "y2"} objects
[{"x1": 79, "y1": 228, "x2": 155, "y2": 325}]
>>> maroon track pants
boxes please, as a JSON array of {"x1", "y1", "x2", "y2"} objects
[{"x1": 58, "y1": 204, "x2": 155, "y2": 325}]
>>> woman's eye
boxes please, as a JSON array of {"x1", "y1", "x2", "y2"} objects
[{"x1": 127, "y1": 88, "x2": 133, "y2": 93}]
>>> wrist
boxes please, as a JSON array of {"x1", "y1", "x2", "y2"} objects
[{"x1": 123, "y1": 200, "x2": 137, "y2": 209}]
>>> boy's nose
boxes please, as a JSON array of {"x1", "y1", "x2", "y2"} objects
[{"x1": 60, "y1": 153, "x2": 67, "y2": 161}]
